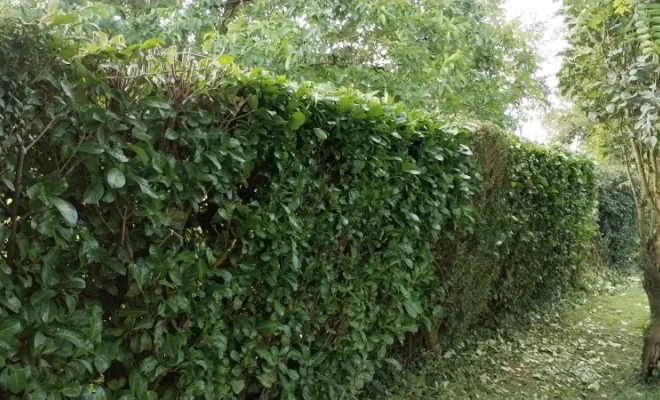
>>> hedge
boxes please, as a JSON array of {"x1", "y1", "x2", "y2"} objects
[
  {"x1": 0, "y1": 20, "x2": 597, "y2": 399},
  {"x1": 593, "y1": 167, "x2": 638, "y2": 270},
  {"x1": 430, "y1": 126, "x2": 598, "y2": 344}
]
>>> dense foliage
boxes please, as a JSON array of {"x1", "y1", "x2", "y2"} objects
[
  {"x1": 595, "y1": 167, "x2": 638, "y2": 270},
  {"x1": 491, "y1": 139, "x2": 597, "y2": 312},
  {"x1": 7, "y1": 0, "x2": 547, "y2": 129},
  {"x1": 367, "y1": 127, "x2": 598, "y2": 397},
  {"x1": 0, "y1": 18, "x2": 481, "y2": 399},
  {"x1": 441, "y1": 128, "x2": 597, "y2": 337},
  {"x1": 0, "y1": 16, "x2": 594, "y2": 400}
]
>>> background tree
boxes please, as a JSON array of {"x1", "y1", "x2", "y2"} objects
[
  {"x1": 542, "y1": 104, "x2": 616, "y2": 162},
  {"x1": 560, "y1": 0, "x2": 660, "y2": 372},
  {"x1": 9, "y1": 0, "x2": 548, "y2": 129}
]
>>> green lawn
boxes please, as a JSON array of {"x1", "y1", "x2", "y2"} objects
[{"x1": 383, "y1": 277, "x2": 660, "y2": 399}]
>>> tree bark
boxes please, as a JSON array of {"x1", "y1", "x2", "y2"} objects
[{"x1": 639, "y1": 202, "x2": 660, "y2": 372}]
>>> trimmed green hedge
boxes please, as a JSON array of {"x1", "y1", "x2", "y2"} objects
[
  {"x1": 0, "y1": 21, "x2": 597, "y2": 399},
  {"x1": 437, "y1": 127, "x2": 598, "y2": 343},
  {"x1": 594, "y1": 167, "x2": 638, "y2": 270},
  {"x1": 0, "y1": 21, "x2": 480, "y2": 399},
  {"x1": 492, "y1": 139, "x2": 597, "y2": 312}
]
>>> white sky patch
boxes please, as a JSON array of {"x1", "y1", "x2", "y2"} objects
[{"x1": 504, "y1": 0, "x2": 566, "y2": 143}]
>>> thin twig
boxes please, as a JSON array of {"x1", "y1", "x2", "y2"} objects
[
  {"x1": 213, "y1": 239, "x2": 237, "y2": 271},
  {"x1": 24, "y1": 119, "x2": 56, "y2": 152},
  {"x1": 121, "y1": 213, "x2": 127, "y2": 245},
  {"x1": 62, "y1": 159, "x2": 81, "y2": 178},
  {"x1": 158, "y1": 230, "x2": 173, "y2": 248},
  {"x1": 7, "y1": 145, "x2": 25, "y2": 268},
  {"x1": 59, "y1": 133, "x2": 91, "y2": 174},
  {"x1": 0, "y1": 198, "x2": 10, "y2": 215},
  {"x1": 115, "y1": 70, "x2": 189, "y2": 80},
  {"x1": 94, "y1": 206, "x2": 116, "y2": 234}
]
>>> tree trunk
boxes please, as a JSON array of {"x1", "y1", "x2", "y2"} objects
[
  {"x1": 639, "y1": 202, "x2": 660, "y2": 372},
  {"x1": 641, "y1": 245, "x2": 660, "y2": 372}
]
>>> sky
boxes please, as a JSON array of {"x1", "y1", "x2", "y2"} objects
[{"x1": 503, "y1": 0, "x2": 565, "y2": 143}]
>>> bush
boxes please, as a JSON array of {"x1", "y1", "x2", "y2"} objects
[
  {"x1": 436, "y1": 127, "x2": 598, "y2": 342},
  {"x1": 0, "y1": 20, "x2": 597, "y2": 399},
  {"x1": 490, "y1": 139, "x2": 598, "y2": 312},
  {"x1": 0, "y1": 20, "x2": 480, "y2": 399},
  {"x1": 594, "y1": 166, "x2": 638, "y2": 270}
]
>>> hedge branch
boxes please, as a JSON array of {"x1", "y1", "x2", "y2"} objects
[
  {"x1": 7, "y1": 144, "x2": 24, "y2": 268},
  {"x1": 213, "y1": 239, "x2": 237, "y2": 271},
  {"x1": 7, "y1": 120, "x2": 57, "y2": 267}
]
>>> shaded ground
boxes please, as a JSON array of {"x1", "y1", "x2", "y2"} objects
[{"x1": 387, "y1": 277, "x2": 660, "y2": 399}]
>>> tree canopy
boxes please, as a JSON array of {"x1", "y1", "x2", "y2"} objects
[{"x1": 7, "y1": 0, "x2": 547, "y2": 129}]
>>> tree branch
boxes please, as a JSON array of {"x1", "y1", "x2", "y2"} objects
[
  {"x1": 24, "y1": 119, "x2": 56, "y2": 152},
  {"x1": 7, "y1": 145, "x2": 25, "y2": 268},
  {"x1": 213, "y1": 239, "x2": 237, "y2": 271}
]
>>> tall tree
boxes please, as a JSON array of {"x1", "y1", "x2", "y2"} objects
[
  {"x1": 10, "y1": 0, "x2": 547, "y2": 129},
  {"x1": 560, "y1": 0, "x2": 660, "y2": 372}
]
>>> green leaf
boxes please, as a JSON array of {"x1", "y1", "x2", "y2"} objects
[
  {"x1": 0, "y1": 295, "x2": 21, "y2": 313},
  {"x1": 289, "y1": 111, "x2": 306, "y2": 130},
  {"x1": 107, "y1": 168, "x2": 126, "y2": 189},
  {"x1": 142, "y1": 98, "x2": 171, "y2": 110},
  {"x1": 79, "y1": 142, "x2": 105, "y2": 154},
  {"x1": 313, "y1": 127, "x2": 328, "y2": 140},
  {"x1": 247, "y1": 94, "x2": 259, "y2": 110},
  {"x1": 105, "y1": 147, "x2": 129, "y2": 163},
  {"x1": 33, "y1": 331, "x2": 46, "y2": 351},
  {"x1": 7, "y1": 366, "x2": 26, "y2": 394},
  {"x1": 50, "y1": 197, "x2": 78, "y2": 226},
  {"x1": 140, "y1": 356, "x2": 158, "y2": 375},
  {"x1": 228, "y1": 150, "x2": 247, "y2": 162},
  {"x1": 132, "y1": 263, "x2": 150, "y2": 289},
  {"x1": 0, "y1": 319, "x2": 22, "y2": 337},
  {"x1": 129, "y1": 369, "x2": 147, "y2": 397},
  {"x1": 256, "y1": 370, "x2": 276, "y2": 388},
  {"x1": 141, "y1": 38, "x2": 162, "y2": 50},
  {"x1": 56, "y1": 328, "x2": 93, "y2": 351},
  {"x1": 218, "y1": 54, "x2": 234, "y2": 65},
  {"x1": 164, "y1": 128, "x2": 178, "y2": 140},
  {"x1": 127, "y1": 144, "x2": 149, "y2": 165},
  {"x1": 94, "y1": 354, "x2": 111, "y2": 373},
  {"x1": 50, "y1": 14, "x2": 76, "y2": 25},
  {"x1": 83, "y1": 180, "x2": 105, "y2": 204},
  {"x1": 230, "y1": 379, "x2": 245, "y2": 394},
  {"x1": 133, "y1": 177, "x2": 159, "y2": 199},
  {"x1": 47, "y1": 0, "x2": 60, "y2": 14},
  {"x1": 61, "y1": 383, "x2": 82, "y2": 396},
  {"x1": 30, "y1": 289, "x2": 56, "y2": 306},
  {"x1": 257, "y1": 320, "x2": 280, "y2": 334},
  {"x1": 403, "y1": 300, "x2": 422, "y2": 318}
]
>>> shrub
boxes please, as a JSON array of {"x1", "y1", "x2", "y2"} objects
[
  {"x1": 0, "y1": 20, "x2": 480, "y2": 399},
  {"x1": 0, "y1": 20, "x2": 598, "y2": 399},
  {"x1": 365, "y1": 128, "x2": 598, "y2": 398},
  {"x1": 438, "y1": 127, "x2": 598, "y2": 341},
  {"x1": 594, "y1": 166, "x2": 638, "y2": 270}
]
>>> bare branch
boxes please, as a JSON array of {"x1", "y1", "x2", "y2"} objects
[
  {"x1": 213, "y1": 239, "x2": 237, "y2": 271},
  {"x1": 24, "y1": 119, "x2": 56, "y2": 152},
  {"x1": 622, "y1": 147, "x2": 640, "y2": 204},
  {"x1": 7, "y1": 145, "x2": 25, "y2": 268}
]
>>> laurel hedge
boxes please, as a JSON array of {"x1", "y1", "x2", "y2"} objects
[
  {"x1": 429, "y1": 126, "x2": 598, "y2": 345},
  {"x1": 0, "y1": 20, "x2": 596, "y2": 399},
  {"x1": 594, "y1": 167, "x2": 638, "y2": 270}
]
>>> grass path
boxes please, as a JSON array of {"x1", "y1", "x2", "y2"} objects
[{"x1": 387, "y1": 277, "x2": 660, "y2": 399}]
